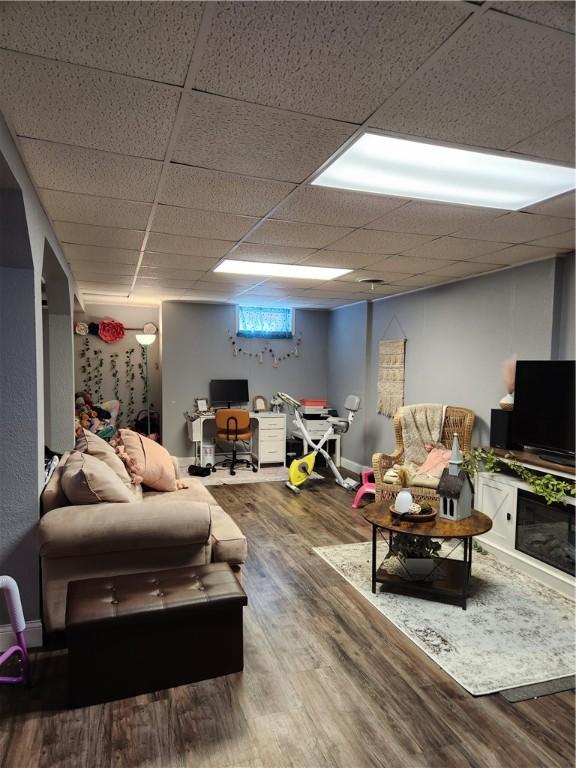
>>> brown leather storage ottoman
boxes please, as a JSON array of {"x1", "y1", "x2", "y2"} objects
[{"x1": 66, "y1": 562, "x2": 247, "y2": 707}]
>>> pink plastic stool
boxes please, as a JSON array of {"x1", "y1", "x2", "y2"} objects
[{"x1": 352, "y1": 470, "x2": 376, "y2": 509}]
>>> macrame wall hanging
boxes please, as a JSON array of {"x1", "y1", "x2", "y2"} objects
[
  {"x1": 377, "y1": 315, "x2": 407, "y2": 417},
  {"x1": 227, "y1": 331, "x2": 303, "y2": 368}
]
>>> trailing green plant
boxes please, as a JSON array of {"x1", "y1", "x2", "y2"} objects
[
  {"x1": 392, "y1": 535, "x2": 441, "y2": 561},
  {"x1": 92, "y1": 347, "x2": 104, "y2": 402},
  {"x1": 138, "y1": 345, "x2": 149, "y2": 407},
  {"x1": 472, "y1": 540, "x2": 488, "y2": 555},
  {"x1": 110, "y1": 353, "x2": 120, "y2": 401},
  {"x1": 124, "y1": 347, "x2": 136, "y2": 426},
  {"x1": 463, "y1": 448, "x2": 575, "y2": 506},
  {"x1": 79, "y1": 336, "x2": 93, "y2": 393}
]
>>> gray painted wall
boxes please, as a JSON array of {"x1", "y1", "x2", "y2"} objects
[
  {"x1": 327, "y1": 302, "x2": 369, "y2": 466},
  {"x1": 162, "y1": 302, "x2": 330, "y2": 456},
  {"x1": 552, "y1": 252, "x2": 575, "y2": 360},
  {"x1": 329, "y1": 258, "x2": 566, "y2": 467},
  {"x1": 0, "y1": 112, "x2": 75, "y2": 629},
  {"x1": 0, "y1": 267, "x2": 40, "y2": 624}
]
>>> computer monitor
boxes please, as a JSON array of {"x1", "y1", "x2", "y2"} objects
[{"x1": 209, "y1": 379, "x2": 249, "y2": 407}]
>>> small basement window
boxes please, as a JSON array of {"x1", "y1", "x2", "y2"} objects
[{"x1": 236, "y1": 306, "x2": 294, "y2": 338}]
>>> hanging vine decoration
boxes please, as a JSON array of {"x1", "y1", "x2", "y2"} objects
[
  {"x1": 92, "y1": 347, "x2": 104, "y2": 403},
  {"x1": 227, "y1": 331, "x2": 303, "y2": 366},
  {"x1": 138, "y1": 344, "x2": 149, "y2": 407},
  {"x1": 79, "y1": 336, "x2": 93, "y2": 393},
  {"x1": 124, "y1": 347, "x2": 136, "y2": 426},
  {"x1": 109, "y1": 352, "x2": 121, "y2": 401}
]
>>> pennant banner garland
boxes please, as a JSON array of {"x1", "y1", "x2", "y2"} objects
[{"x1": 227, "y1": 331, "x2": 303, "y2": 367}]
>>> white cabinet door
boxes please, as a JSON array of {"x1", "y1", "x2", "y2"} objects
[{"x1": 476, "y1": 475, "x2": 517, "y2": 549}]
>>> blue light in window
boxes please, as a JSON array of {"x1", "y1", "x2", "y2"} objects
[{"x1": 237, "y1": 306, "x2": 293, "y2": 339}]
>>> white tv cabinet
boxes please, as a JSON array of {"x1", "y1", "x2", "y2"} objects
[{"x1": 475, "y1": 455, "x2": 575, "y2": 598}]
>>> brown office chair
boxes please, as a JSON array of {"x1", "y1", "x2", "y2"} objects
[{"x1": 212, "y1": 408, "x2": 258, "y2": 476}]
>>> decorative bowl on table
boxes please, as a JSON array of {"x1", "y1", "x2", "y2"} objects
[{"x1": 390, "y1": 502, "x2": 437, "y2": 522}]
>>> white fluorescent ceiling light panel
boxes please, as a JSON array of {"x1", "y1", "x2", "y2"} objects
[
  {"x1": 214, "y1": 259, "x2": 351, "y2": 280},
  {"x1": 312, "y1": 133, "x2": 576, "y2": 210}
]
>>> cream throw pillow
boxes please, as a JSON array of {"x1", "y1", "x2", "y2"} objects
[
  {"x1": 61, "y1": 452, "x2": 134, "y2": 504},
  {"x1": 116, "y1": 429, "x2": 183, "y2": 492},
  {"x1": 76, "y1": 428, "x2": 133, "y2": 490}
]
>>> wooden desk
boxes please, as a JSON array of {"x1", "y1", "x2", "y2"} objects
[{"x1": 186, "y1": 412, "x2": 286, "y2": 468}]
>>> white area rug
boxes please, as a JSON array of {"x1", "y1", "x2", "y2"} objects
[
  {"x1": 314, "y1": 541, "x2": 575, "y2": 696},
  {"x1": 179, "y1": 463, "x2": 323, "y2": 486}
]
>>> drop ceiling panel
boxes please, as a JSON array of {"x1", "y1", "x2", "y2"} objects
[
  {"x1": 404, "y1": 236, "x2": 509, "y2": 261},
  {"x1": 199, "y1": 272, "x2": 263, "y2": 286},
  {"x1": 0, "y1": 1, "x2": 203, "y2": 84},
  {"x1": 491, "y1": 2, "x2": 575, "y2": 34},
  {"x1": 70, "y1": 261, "x2": 137, "y2": 278},
  {"x1": 523, "y1": 191, "x2": 575, "y2": 219},
  {"x1": 20, "y1": 139, "x2": 162, "y2": 201},
  {"x1": 185, "y1": 281, "x2": 238, "y2": 295},
  {"x1": 390, "y1": 274, "x2": 451, "y2": 288},
  {"x1": 369, "y1": 11, "x2": 575, "y2": 152},
  {"x1": 77, "y1": 273, "x2": 133, "y2": 286},
  {"x1": 78, "y1": 282, "x2": 129, "y2": 295},
  {"x1": 232, "y1": 243, "x2": 317, "y2": 263},
  {"x1": 300, "y1": 251, "x2": 383, "y2": 269},
  {"x1": 455, "y1": 212, "x2": 574, "y2": 243},
  {"x1": 180, "y1": 291, "x2": 235, "y2": 303},
  {"x1": 173, "y1": 91, "x2": 356, "y2": 182},
  {"x1": 146, "y1": 233, "x2": 233, "y2": 259},
  {"x1": 138, "y1": 267, "x2": 207, "y2": 282},
  {"x1": 508, "y1": 114, "x2": 575, "y2": 164},
  {"x1": 247, "y1": 220, "x2": 353, "y2": 249},
  {"x1": 330, "y1": 279, "x2": 386, "y2": 293},
  {"x1": 136, "y1": 277, "x2": 199, "y2": 290},
  {"x1": 142, "y1": 252, "x2": 219, "y2": 272},
  {"x1": 335, "y1": 268, "x2": 415, "y2": 283},
  {"x1": 366, "y1": 201, "x2": 507, "y2": 236},
  {"x1": 40, "y1": 189, "x2": 152, "y2": 230},
  {"x1": 193, "y1": 1, "x2": 471, "y2": 122},
  {"x1": 271, "y1": 186, "x2": 406, "y2": 227},
  {"x1": 366, "y1": 255, "x2": 456, "y2": 273},
  {"x1": 428, "y1": 261, "x2": 501, "y2": 277},
  {"x1": 55, "y1": 222, "x2": 145, "y2": 250},
  {"x1": 251, "y1": 278, "x2": 325, "y2": 291},
  {"x1": 161, "y1": 164, "x2": 295, "y2": 215},
  {"x1": 63, "y1": 244, "x2": 140, "y2": 265},
  {"x1": 474, "y1": 244, "x2": 558, "y2": 265},
  {"x1": 0, "y1": 51, "x2": 180, "y2": 159},
  {"x1": 330, "y1": 229, "x2": 433, "y2": 254},
  {"x1": 151, "y1": 205, "x2": 258, "y2": 240},
  {"x1": 530, "y1": 230, "x2": 575, "y2": 250}
]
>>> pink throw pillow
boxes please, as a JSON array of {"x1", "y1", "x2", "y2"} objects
[
  {"x1": 116, "y1": 429, "x2": 181, "y2": 492},
  {"x1": 416, "y1": 446, "x2": 452, "y2": 478}
]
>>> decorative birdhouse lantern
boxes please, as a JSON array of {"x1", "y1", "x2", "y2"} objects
[{"x1": 438, "y1": 434, "x2": 473, "y2": 521}]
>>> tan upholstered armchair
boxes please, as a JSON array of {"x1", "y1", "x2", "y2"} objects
[{"x1": 372, "y1": 406, "x2": 475, "y2": 506}]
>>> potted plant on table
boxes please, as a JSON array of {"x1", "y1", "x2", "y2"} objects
[{"x1": 389, "y1": 469, "x2": 442, "y2": 578}]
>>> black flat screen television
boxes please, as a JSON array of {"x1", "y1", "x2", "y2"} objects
[
  {"x1": 209, "y1": 379, "x2": 249, "y2": 407},
  {"x1": 512, "y1": 360, "x2": 575, "y2": 466}
]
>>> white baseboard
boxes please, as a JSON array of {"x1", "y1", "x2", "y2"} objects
[
  {"x1": 0, "y1": 620, "x2": 43, "y2": 651},
  {"x1": 341, "y1": 457, "x2": 371, "y2": 475}
]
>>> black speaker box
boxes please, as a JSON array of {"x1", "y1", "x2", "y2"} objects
[{"x1": 490, "y1": 409, "x2": 519, "y2": 450}]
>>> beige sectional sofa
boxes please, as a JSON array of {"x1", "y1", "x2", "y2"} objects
[{"x1": 40, "y1": 452, "x2": 246, "y2": 634}]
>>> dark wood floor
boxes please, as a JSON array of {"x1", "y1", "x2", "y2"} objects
[{"x1": 0, "y1": 476, "x2": 574, "y2": 767}]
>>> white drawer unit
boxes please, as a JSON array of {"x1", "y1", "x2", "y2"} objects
[{"x1": 254, "y1": 414, "x2": 286, "y2": 466}]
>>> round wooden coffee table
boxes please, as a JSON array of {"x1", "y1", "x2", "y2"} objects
[{"x1": 362, "y1": 503, "x2": 492, "y2": 609}]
